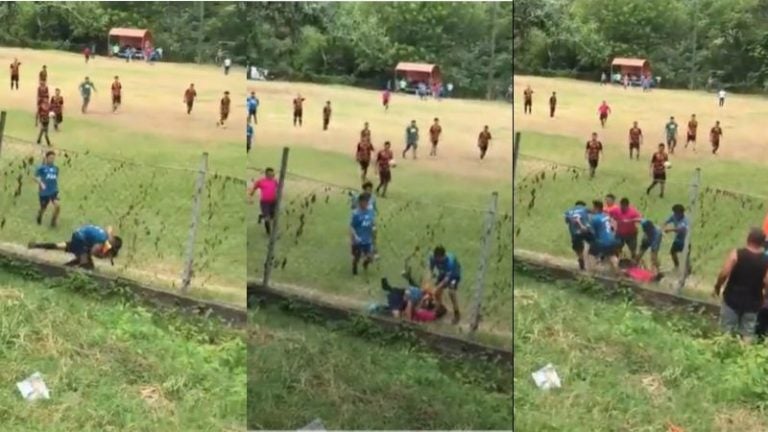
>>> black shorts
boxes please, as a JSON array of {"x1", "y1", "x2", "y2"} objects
[
  {"x1": 359, "y1": 160, "x2": 370, "y2": 171},
  {"x1": 600, "y1": 113, "x2": 608, "y2": 120},
  {"x1": 379, "y1": 169, "x2": 392, "y2": 183},
  {"x1": 671, "y1": 241, "x2": 685, "y2": 254},
  {"x1": 617, "y1": 232, "x2": 638, "y2": 252},
  {"x1": 221, "y1": 111, "x2": 229, "y2": 120},
  {"x1": 571, "y1": 232, "x2": 593, "y2": 253},
  {"x1": 39, "y1": 193, "x2": 59, "y2": 207},
  {"x1": 630, "y1": 141, "x2": 640, "y2": 149},
  {"x1": 687, "y1": 133, "x2": 696, "y2": 141},
  {"x1": 588, "y1": 159, "x2": 599, "y2": 169},
  {"x1": 65, "y1": 232, "x2": 87, "y2": 256},
  {"x1": 112, "y1": 95, "x2": 121, "y2": 104},
  {"x1": 55, "y1": 112, "x2": 63, "y2": 123},
  {"x1": 294, "y1": 109, "x2": 303, "y2": 118},
  {"x1": 653, "y1": 172, "x2": 666, "y2": 181},
  {"x1": 260, "y1": 201, "x2": 276, "y2": 219},
  {"x1": 248, "y1": 108, "x2": 256, "y2": 116}
]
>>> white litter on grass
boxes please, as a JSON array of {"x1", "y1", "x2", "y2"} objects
[
  {"x1": 16, "y1": 372, "x2": 50, "y2": 401},
  {"x1": 532, "y1": 363, "x2": 561, "y2": 390},
  {"x1": 298, "y1": 418, "x2": 325, "y2": 430}
]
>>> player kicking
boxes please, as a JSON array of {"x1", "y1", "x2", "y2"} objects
[
  {"x1": 35, "y1": 151, "x2": 60, "y2": 227},
  {"x1": 350, "y1": 193, "x2": 376, "y2": 275},
  {"x1": 28, "y1": 224, "x2": 123, "y2": 269},
  {"x1": 429, "y1": 246, "x2": 462, "y2": 324}
]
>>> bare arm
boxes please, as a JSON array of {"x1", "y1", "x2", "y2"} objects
[{"x1": 714, "y1": 249, "x2": 738, "y2": 295}]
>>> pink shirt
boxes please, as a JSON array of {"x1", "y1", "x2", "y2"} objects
[
  {"x1": 598, "y1": 104, "x2": 611, "y2": 115},
  {"x1": 251, "y1": 177, "x2": 278, "y2": 203},
  {"x1": 609, "y1": 206, "x2": 641, "y2": 236}
]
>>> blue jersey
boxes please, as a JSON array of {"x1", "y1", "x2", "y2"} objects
[
  {"x1": 350, "y1": 208, "x2": 375, "y2": 245},
  {"x1": 429, "y1": 253, "x2": 461, "y2": 280},
  {"x1": 36, "y1": 164, "x2": 59, "y2": 197},
  {"x1": 247, "y1": 96, "x2": 259, "y2": 112},
  {"x1": 247, "y1": 124, "x2": 253, "y2": 138},
  {"x1": 350, "y1": 192, "x2": 377, "y2": 214},
  {"x1": 665, "y1": 214, "x2": 689, "y2": 244},
  {"x1": 74, "y1": 225, "x2": 109, "y2": 248},
  {"x1": 590, "y1": 213, "x2": 615, "y2": 245},
  {"x1": 564, "y1": 205, "x2": 589, "y2": 236}
]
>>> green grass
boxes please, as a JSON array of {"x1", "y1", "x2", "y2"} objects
[
  {"x1": 247, "y1": 305, "x2": 512, "y2": 430},
  {"x1": 248, "y1": 145, "x2": 512, "y2": 335},
  {"x1": 0, "y1": 266, "x2": 245, "y2": 431},
  {"x1": 515, "y1": 130, "x2": 768, "y2": 296},
  {"x1": 514, "y1": 269, "x2": 768, "y2": 431},
  {"x1": 0, "y1": 109, "x2": 245, "y2": 301}
]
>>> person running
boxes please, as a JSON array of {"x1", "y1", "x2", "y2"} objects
[
  {"x1": 247, "y1": 91, "x2": 259, "y2": 124},
  {"x1": 322, "y1": 101, "x2": 332, "y2": 131},
  {"x1": 249, "y1": 168, "x2": 279, "y2": 235},
  {"x1": 637, "y1": 219, "x2": 663, "y2": 274},
  {"x1": 714, "y1": 228, "x2": 768, "y2": 342},
  {"x1": 523, "y1": 85, "x2": 533, "y2": 114},
  {"x1": 646, "y1": 143, "x2": 669, "y2": 198},
  {"x1": 665, "y1": 116, "x2": 679, "y2": 154},
  {"x1": 710, "y1": 120, "x2": 723, "y2": 154},
  {"x1": 36, "y1": 100, "x2": 52, "y2": 146},
  {"x1": 292, "y1": 94, "x2": 305, "y2": 127},
  {"x1": 403, "y1": 120, "x2": 419, "y2": 160},
  {"x1": 10, "y1": 58, "x2": 21, "y2": 90},
  {"x1": 382, "y1": 88, "x2": 391, "y2": 111},
  {"x1": 587, "y1": 200, "x2": 620, "y2": 272},
  {"x1": 184, "y1": 84, "x2": 197, "y2": 115},
  {"x1": 28, "y1": 224, "x2": 122, "y2": 269},
  {"x1": 429, "y1": 245, "x2": 462, "y2": 324},
  {"x1": 35, "y1": 150, "x2": 60, "y2": 227},
  {"x1": 664, "y1": 204, "x2": 690, "y2": 273},
  {"x1": 478, "y1": 125, "x2": 492, "y2": 160},
  {"x1": 429, "y1": 118, "x2": 442, "y2": 157},
  {"x1": 585, "y1": 132, "x2": 603, "y2": 178},
  {"x1": 609, "y1": 197, "x2": 642, "y2": 260},
  {"x1": 356, "y1": 137, "x2": 374, "y2": 183},
  {"x1": 565, "y1": 200, "x2": 592, "y2": 270},
  {"x1": 549, "y1": 92, "x2": 557, "y2": 118},
  {"x1": 79, "y1": 77, "x2": 97, "y2": 113},
  {"x1": 111, "y1": 76, "x2": 122, "y2": 113},
  {"x1": 375, "y1": 141, "x2": 394, "y2": 197},
  {"x1": 597, "y1": 101, "x2": 611, "y2": 127},
  {"x1": 686, "y1": 114, "x2": 698, "y2": 150},
  {"x1": 217, "y1": 91, "x2": 231, "y2": 127},
  {"x1": 247, "y1": 120, "x2": 253, "y2": 153},
  {"x1": 628, "y1": 121, "x2": 643, "y2": 160},
  {"x1": 350, "y1": 193, "x2": 376, "y2": 275},
  {"x1": 50, "y1": 89, "x2": 64, "y2": 131}
]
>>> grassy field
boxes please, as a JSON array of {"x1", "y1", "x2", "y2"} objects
[
  {"x1": 0, "y1": 266, "x2": 245, "y2": 431},
  {"x1": 514, "y1": 269, "x2": 768, "y2": 432},
  {"x1": 0, "y1": 48, "x2": 245, "y2": 303},
  {"x1": 248, "y1": 305, "x2": 512, "y2": 430},
  {"x1": 514, "y1": 76, "x2": 768, "y2": 296},
  {"x1": 249, "y1": 81, "x2": 513, "y2": 336}
]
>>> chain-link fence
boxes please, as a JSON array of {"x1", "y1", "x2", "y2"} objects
[
  {"x1": 0, "y1": 130, "x2": 245, "y2": 303},
  {"x1": 248, "y1": 150, "x2": 512, "y2": 337},
  {"x1": 513, "y1": 132, "x2": 767, "y2": 297}
]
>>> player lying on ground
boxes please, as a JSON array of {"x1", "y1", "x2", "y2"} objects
[
  {"x1": 376, "y1": 271, "x2": 446, "y2": 322},
  {"x1": 429, "y1": 246, "x2": 462, "y2": 324},
  {"x1": 28, "y1": 224, "x2": 122, "y2": 269}
]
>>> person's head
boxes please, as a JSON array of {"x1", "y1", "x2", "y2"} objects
[
  {"x1": 747, "y1": 228, "x2": 766, "y2": 248},
  {"x1": 605, "y1": 194, "x2": 615, "y2": 206},
  {"x1": 114, "y1": 75, "x2": 119, "y2": 81},
  {"x1": 672, "y1": 204, "x2": 685, "y2": 217},
  {"x1": 55, "y1": 88, "x2": 60, "y2": 95},
  {"x1": 484, "y1": 125, "x2": 489, "y2": 131},
  {"x1": 433, "y1": 245, "x2": 447, "y2": 261},
  {"x1": 84, "y1": 76, "x2": 90, "y2": 82},
  {"x1": 670, "y1": 116, "x2": 674, "y2": 121},
  {"x1": 640, "y1": 219, "x2": 654, "y2": 233},
  {"x1": 592, "y1": 200, "x2": 604, "y2": 213},
  {"x1": 251, "y1": 91, "x2": 255, "y2": 97},
  {"x1": 44, "y1": 150, "x2": 55, "y2": 164},
  {"x1": 384, "y1": 141, "x2": 391, "y2": 149},
  {"x1": 552, "y1": 91, "x2": 556, "y2": 96},
  {"x1": 411, "y1": 120, "x2": 416, "y2": 126},
  {"x1": 43, "y1": 65, "x2": 47, "y2": 70},
  {"x1": 691, "y1": 114, "x2": 696, "y2": 119},
  {"x1": 362, "y1": 181, "x2": 373, "y2": 193},
  {"x1": 715, "y1": 120, "x2": 720, "y2": 126},
  {"x1": 620, "y1": 197, "x2": 630, "y2": 211},
  {"x1": 591, "y1": 132, "x2": 598, "y2": 140},
  {"x1": 190, "y1": 83, "x2": 195, "y2": 88},
  {"x1": 434, "y1": 117, "x2": 439, "y2": 124},
  {"x1": 601, "y1": 100, "x2": 606, "y2": 104},
  {"x1": 575, "y1": 200, "x2": 586, "y2": 207},
  {"x1": 357, "y1": 192, "x2": 370, "y2": 210},
  {"x1": 224, "y1": 91, "x2": 230, "y2": 96},
  {"x1": 265, "y1": 167, "x2": 275, "y2": 179},
  {"x1": 658, "y1": 143, "x2": 665, "y2": 152},
  {"x1": 633, "y1": 121, "x2": 638, "y2": 127}
]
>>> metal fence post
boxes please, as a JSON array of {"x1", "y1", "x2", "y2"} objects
[
  {"x1": 262, "y1": 147, "x2": 290, "y2": 288},
  {"x1": 469, "y1": 191, "x2": 499, "y2": 337},
  {"x1": 513, "y1": 132, "x2": 521, "y2": 180},
  {"x1": 0, "y1": 111, "x2": 7, "y2": 158},
  {"x1": 180, "y1": 152, "x2": 209, "y2": 294},
  {"x1": 676, "y1": 167, "x2": 701, "y2": 294}
]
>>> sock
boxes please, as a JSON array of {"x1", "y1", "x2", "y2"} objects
[
  {"x1": 30, "y1": 242, "x2": 58, "y2": 250},
  {"x1": 578, "y1": 257, "x2": 585, "y2": 270}
]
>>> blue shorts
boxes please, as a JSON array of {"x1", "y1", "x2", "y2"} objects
[
  {"x1": 588, "y1": 239, "x2": 619, "y2": 257},
  {"x1": 39, "y1": 193, "x2": 59, "y2": 207},
  {"x1": 65, "y1": 232, "x2": 88, "y2": 256},
  {"x1": 352, "y1": 243, "x2": 373, "y2": 257},
  {"x1": 570, "y1": 232, "x2": 593, "y2": 253},
  {"x1": 641, "y1": 233, "x2": 662, "y2": 253}
]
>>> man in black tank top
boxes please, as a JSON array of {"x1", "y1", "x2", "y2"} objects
[{"x1": 714, "y1": 228, "x2": 768, "y2": 341}]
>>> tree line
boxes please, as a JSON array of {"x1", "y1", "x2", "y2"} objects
[{"x1": 514, "y1": 0, "x2": 768, "y2": 92}]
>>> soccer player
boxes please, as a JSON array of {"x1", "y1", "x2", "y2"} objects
[
  {"x1": 403, "y1": 120, "x2": 419, "y2": 160},
  {"x1": 350, "y1": 193, "x2": 376, "y2": 275},
  {"x1": 429, "y1": 245, "x2": 462, "y2": 324},
  {"x1": 183, "y1": 84, "x2": 197, "y2": 114},
  {"x1": 375, "y1": 141, "x2": 393, "y2": 197},
  {"x1": 10, "y1": 58, "x2": 20, "y2": 90},
  {"x1": 36, "y1": 100, "x2": 52, "y2": 146},
  {"x1": 293, "y1": 94, "x2": 305, "y2": 127},
  {"x1": 35, "y1": 82, "x2": 49, "y2": 126},
  {"x1": 79, "y1": 77, "x2": 97, "y2": 113},
  {"x1": 39, "y1": 65, "x2": 47, "y2": 84},
  {"x1": 50, "y1": 89, "x2": 64, "y2": 131},
  {"x1": 664, "y1": 204, "x2": 690, "y2": 272},
  {"x1": 628, "y1": 121, "x2": 643, "y2": 160},
  {"x1": 587, "y1": 200, "x2": 620, "y2": 272},
  {"x1": 249, "y1": 168, "x2": 279, "y2": 235},
  {"x1": 549, "y1": 92, "x2": 557, "y2": 118},
  {"x1": 646, "y1": 143, "x2": 668, "y2": 198},
  {"x1": 604, "y1": 193, "x2": 618, "y2": 215},
  {"x1": 247, "y1": 120, "x2": 253, "y2": 153},
  {"x1": 686, "y1": 114, "x2": 698, "y2": 150},
  {"x1": 609, "y1": 197, "x2": 642, "y2": 260},
  {"x1": 361, "y1": 122, "x2": 372, "y2": 143},
  {"x1": 565, "y1": 200, "x2": 592, "y2": 270},
  {"x1": 217, "y1": 91, "x2": 231, "y2": 127},
  {"x1": 718, "y1": 88, "x2": 726, "y2": 107},
  {"x1": 356, "y1": 137, "x2": 374, "y2": 183},
  {"x1": 585, "y1": 132, "x2": 603, "y2": 178},
  {"x1": 35, "y1": 150, "x2": 60, "y2": 227},
  {"x1": 597, "y1": 101, "x2": 611, "y2": 127},
  {"x1": 247, "y1": 91, "x2": 259, "y2": 124},
  {"x1": 28, "y1": 224, "x2": 123, "y2": 269},
  {"x1": 711, "y1": 120, "x2": 723, "y2": 154},
  {"x1": 429, "y1": 118, "x2": 442, "y2": 157},
  {"x1": 382, "y1": 88, "x2": 390, "y2": 111},
  {"x1": 523, "y1": 85, "x2": 533, "y2": 114},
  {"x1": 637, "y1": 219, "x2": 663, "y2": 274},
  {"x1": 350, "y1": 182, "x2": 379, "y2": 257},
  {"x1": 478, "y1": 125, "x2": 492, "y2": 160},
  {"x1": 665, "y1": 116, "x2": 679, "y2": 154},
  {"x1": 111, "y1": 76, "x2": 122, "y2": 113},
  {"x1": 322, "y1": 101, "x2": 332, "y2": 131}
]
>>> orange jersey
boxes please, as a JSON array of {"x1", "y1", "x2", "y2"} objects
[
  {"x1": 629, "y1": 127, "x2": 642, "y2": 143},
  {"x1": 429, "y1": 124, "x2": 442, "y2": 142},
  {"x1": 111, "y1": 82, "x2": 122, "y2": 96},
  {"x1": 478, "y1": 131, "x2": 492, "y2": 147},
  {"x1": 586, "y1": 140, "x2": 602, "y2": 160},
  {"x1": 184, "y1": 88, "x2": 197, "y2": 102},
  {"x1": 651, "y1": 151, "x2": 668, "y2": 174}
]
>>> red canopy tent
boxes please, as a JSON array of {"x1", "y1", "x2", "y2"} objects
[
  {"x1": 395, "y1": 62, "x2": 442, "y2": 85},
  {"x1": 107, "y1": 28, "x2": 153, "y2": 53},
  {"x1": 611, "y1": 57, "x2": 651, "y2": 78}
]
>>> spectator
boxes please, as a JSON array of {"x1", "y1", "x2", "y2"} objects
[{"x1": 224, "y1": 57, "x2": 232, "y2": 75}]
